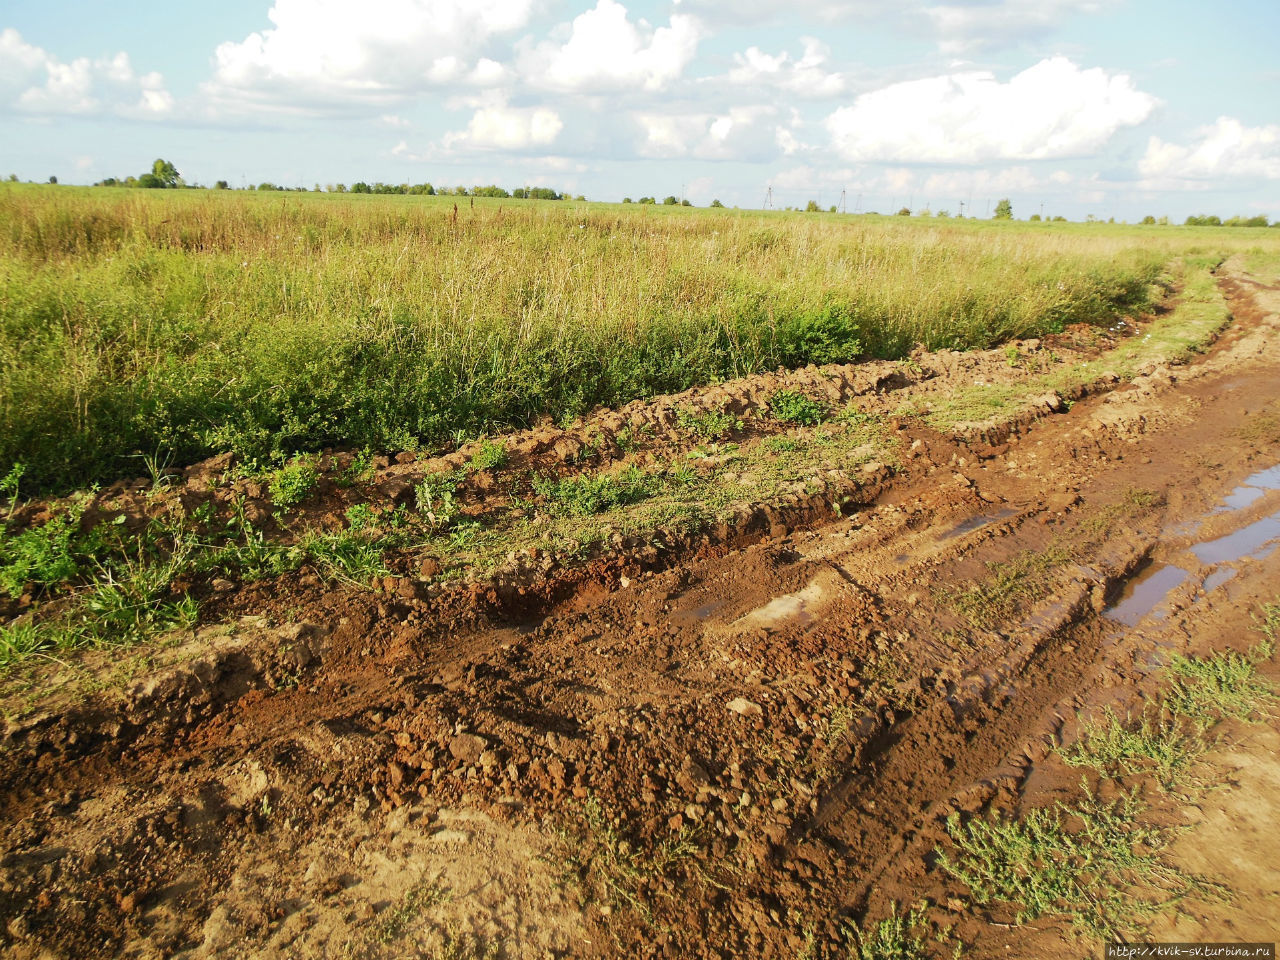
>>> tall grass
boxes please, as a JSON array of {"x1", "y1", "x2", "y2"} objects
[{"x1": 1, "y1": 185, "x2": 1266, "y2": 492}]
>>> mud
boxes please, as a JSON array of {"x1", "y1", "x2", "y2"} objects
[{"x1": 3, "y1": 259, "x2": 1280, "y2": 958}]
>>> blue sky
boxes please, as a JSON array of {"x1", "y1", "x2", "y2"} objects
[{"x1": 2, "y1": 0, "x2": 1277, "y2": 220}]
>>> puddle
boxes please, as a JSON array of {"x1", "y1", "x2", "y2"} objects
[
  {"x1": 1104, "y1": 562, "x2": 1190, "y2": 627},
  {"x1": 1203, "y1": 568, "x2": 1237, "y2": 592},
  {"x1": 734, "y1": 576, "x2": 832, "y2": 630},
  {"x1": 1219, "y1": 486, "x2": 1265, "y2": 511},
  {"x1": 1242, "y1": 463, "x2": 1280, "y2": 490},
  {"x1": 1191, "y1": 511, "x2": 1280, "y2": 566},
  {"x1": 938, "y1": 507, "x2": 1017, "y2": 541}
]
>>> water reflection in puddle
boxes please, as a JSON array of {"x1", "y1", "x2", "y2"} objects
[
  {"x1": 939, "y1": 507, "x2": 1017, "y2": 541},
  {"x1": 1105, "y1": 562, "x2": 1189, "y2": 627},
  {"x1": 1191, "y1": 511, "x2": 1280, "y2": 565}
]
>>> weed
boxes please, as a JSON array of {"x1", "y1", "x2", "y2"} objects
[
  {"x1": 268, "y1": 457, "x2": 318, "y2": 511},
  {"x1": 373, "y1": 879, "x2": 449, "y2": 945},
  {"x1": 1164, "y1": 648, "x2": 1276, "y2": 727},
  {"x1": 938, "y1": 790, "x2": 1187, "y2": 939},
  {"x1": 768, "y1": 390, "x2": 826, "y2": 426},
  {"x1": 843, "y1": 902, "x2": 932, "y2": 960},
  {"x1": 764, "y1": 436, "x2": 803, "y2": 453},
  {"x1": 469, "y1": 437, "x2": 509, "y2": 472},
  {"x1": 1061, "y1": 706, "x2": 1204, "y2": 789},
  {"x1": 676, "y1": 406, "x2": 743, "y2": 441},
  {"x1": 946, "y1": 543, "x2": 1071, "y2": 627},
  {"x1": 338, "y1": 447, "x2": 376, "y2": 487},
  {"x1": 415, "y1": 470, "x2": 464, "y2": 528},
  {"x1": 533, "y1": 466, "x2": 658, "y2": 515},
  {"x1": 0, "y1": 463, "x2": 23, "y2": 523},
  {"x1": 300, "y1": 528, "x2": 392, "y2": 586},
  {"x1": 344, "y1": 503, "x2": 379, "y2": 532},
  {"x1": 0, "y1": 497, "x2": 101, "y2": 598}
]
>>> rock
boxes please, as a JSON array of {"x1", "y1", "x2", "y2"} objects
[
  {"x1": 726, "y1": 697, "x2": 763, "y2": 718},
  {"x1": 380, "y1": 480, "x2": 415, "y2": 507},
  {"x1": 449, "y1": 734, "x2": 487, "y2": 763},
  {"x1": 419, "y1": 557, "x2": 442, "y2": 578},
  {"x1": 394, "y1": 451, "x2": 417, "y2": 465},
  {"x1": 211, "y1": 578, "x2": 236, "y2": 593}
]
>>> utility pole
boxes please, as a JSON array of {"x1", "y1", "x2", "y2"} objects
[
  {"x1": 764, "y1": 185, "x2": 773, "y2": 210},
  {"x1": 958, "y1": 199, "x2": 965, "y2": 218},
  {"x1": 1040, "y1": 201, "x2": 1045, "y2": 219},
  {"x1": 839, "y1": 188, "x2": 847, "y2": 214}
]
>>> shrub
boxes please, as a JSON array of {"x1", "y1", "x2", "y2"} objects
[{"x1": 768, "y1": 390, "x2": 826, "y2": 425}]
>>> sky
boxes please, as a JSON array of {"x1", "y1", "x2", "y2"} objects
[{"x1": 1, "y1": 0, "x2": 1278, "y2": 220}]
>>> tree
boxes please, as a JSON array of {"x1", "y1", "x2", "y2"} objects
[
  {"x1": 1029, "y1": 213, "x2": 1041, "y2": 221},
  {"x1": 151, "y1": 158, "x2": 180, "y2": 188},
  {"x1": 1140, "y1": 215, "x2": 1156, "y2": 225},
  {"x1": 662, "y1": 196, "x2": 678, "y2": 205},
  {"x1": 709, "y1": 199, "x2": 724, "y2": 208},
  {"x1": 993, "y1": 197, "x2": 1013, "y2": 219},
  {"x1": 638, "y1": 197, "x2": 655, "y2": 204},
  {"x1": 896, "y1": 207, "x2": 911, "y2": 216},
  {"x1": 622, "y1": 197, "x2": 633, "y2": 203},
  {"x1": 215, "y1": 180, "x2": 229, "y2": 190},
  {"x1": 47, "y1": 175, "x2": 58, "y2": 184},
  {"x1": 137, "y1": 173, "x2": 164, "y2": 189},
  {"x1": 805, "y1": 200, "x2": 820, "y2": 212}
]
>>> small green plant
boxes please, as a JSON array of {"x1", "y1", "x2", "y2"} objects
[
  {"x1": 338, "y1": 447, "x2": 376, "y2": 487},
  {"x1": 1164, "y1": 648, "x2": 1276, "y2": 727},
  {"x1": 415, "y1": 470, "x2": 464, "y2": 528},
  {"x1": 675, "y1": 406, "x2": 742, "y2": 441},
  {"x1": 469, "y1": 437, "x2": 509, "y2": 472},
  {"x1": 0, "y1": 498, "x2": 102, "y2": 598},
  {"x1": 372, "y1": 879, "x2": 449, "y2": 945},
  {"x1": 768, "y1": 390, "x2": 826, "y2": 426},
  {"x1": 764, "y1": 436, "x2": 802, "y2": 453},
  {"x1": 344, "y1": 503, "x2": 379, "y2": 532},
  {"x1": 532, "y1": 466, "x2": 658, "y2": 515},
  {"x1": 938, "y1": 790, "x2": 1184, "y2": 939},
  {"x1": 2, "y1": 463, "x2": 25, "y2": 523},
  {"x1": 1061, "y1": 706, "x2": 1204, "y2": 789},
  {"x1": 947, "y1": 543, "x2": 1071, "y2": 628},
  {"x1": 268, "y1": 457, "x2": 318, "y2": 511},
  {"x1": 843, "y1": 902, "x2": 932, "y2": 960}
]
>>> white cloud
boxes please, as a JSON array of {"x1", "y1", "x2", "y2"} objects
[
  {"x1": 925, "y1": 0, "x2": 1102, "y2": 54},
  {"x1": 1140, "y1": 117, "x2": 1280, "y2": 182},
  {"x1": 0, "y1": 28, "x2": 172, "y2": 117},
  {"x1": 635, "y1": 105, "x2": 780, "y2": 160},
  {"x1": 522, "y1": 0, "x2": 700, "y2": 93},
  {"x1": 443, "y1": 99, "x2": 564, "y2": 151},
  {"x1": 207, "y1": 0, "x2": 532, "y2": 108},
  {"x1": 673, "y1": 0, "x2": 881, "y2": 24},
  {"x1": 825, "y1": 57, "x2": 1156, "y2": 163},
  {"x1": 728, "y1": 38, "x2": 846, "y2": 97}
]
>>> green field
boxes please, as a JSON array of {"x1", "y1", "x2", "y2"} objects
[{"x1": 2, "y1": 184, "x2": 1276, "y2": 492}]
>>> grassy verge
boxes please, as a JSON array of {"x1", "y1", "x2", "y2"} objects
[
  {"x1": 0, "y1": 184, "x2": 1207, "y2": 493},
  {"x1": 924, "y1": 256, "x2": 1232, "y2": 433}
]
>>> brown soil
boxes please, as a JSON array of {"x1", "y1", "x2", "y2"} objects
[{"x1": 3, "y1": 260, "x2": 1280, "y2": 959}]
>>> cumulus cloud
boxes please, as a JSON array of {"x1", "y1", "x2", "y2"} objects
[
  {"x1": 728, "y1": 38, "x2": 846, "y2": 97},
  {"x1": 673, "y1": 0, "x2": 882, "y2": 25},
  {"x1": 207, "y1": 0, "x2": 532, "y2": 108},
  {"x1": 635, "y1": 105, "x2": 783, "y2": 161},
  {"x1": 0, "y1": 28, "x2": 172, "y2": 117},
  {"x1": 825, "y1": 57, "x2": 1156, "y2": 163},
  {"x1": 521, "y1": 0, "x2": 700, "y2": 93},
  {"x1": 1140, "y1": 117, "x2": 1280, "y2": 182},
  {"x1": 443, "y1": 99, "x2": 564, "y2": 152},
  {"x1": 924, "y1": 0, "x2": 1103, "y2": 54}
]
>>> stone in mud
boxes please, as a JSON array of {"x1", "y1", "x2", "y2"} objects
[
  {"x1": 211, "y1": 578, "x2": 236, "y2": 593},
  {"x1": 380, "y1": 479, "x2": 414, "y2": 507},
  {"x1": 419, "y1": 557, "x2": 442, "y2": 578},
  {"x1": 449, "y1": 734, "x2": 487, "y2": 763},
  {"x1": 727, "y1": 697, "x2": 763, "y2": 717}
]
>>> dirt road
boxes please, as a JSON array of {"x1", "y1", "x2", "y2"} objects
[{"x1": 3, "y1": 260, "x2": 1279, "y2": 959}]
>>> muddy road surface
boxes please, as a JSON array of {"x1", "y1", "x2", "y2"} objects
[{"x1": 3, "y1": 261, "x2": 1280, "y2": 959}]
